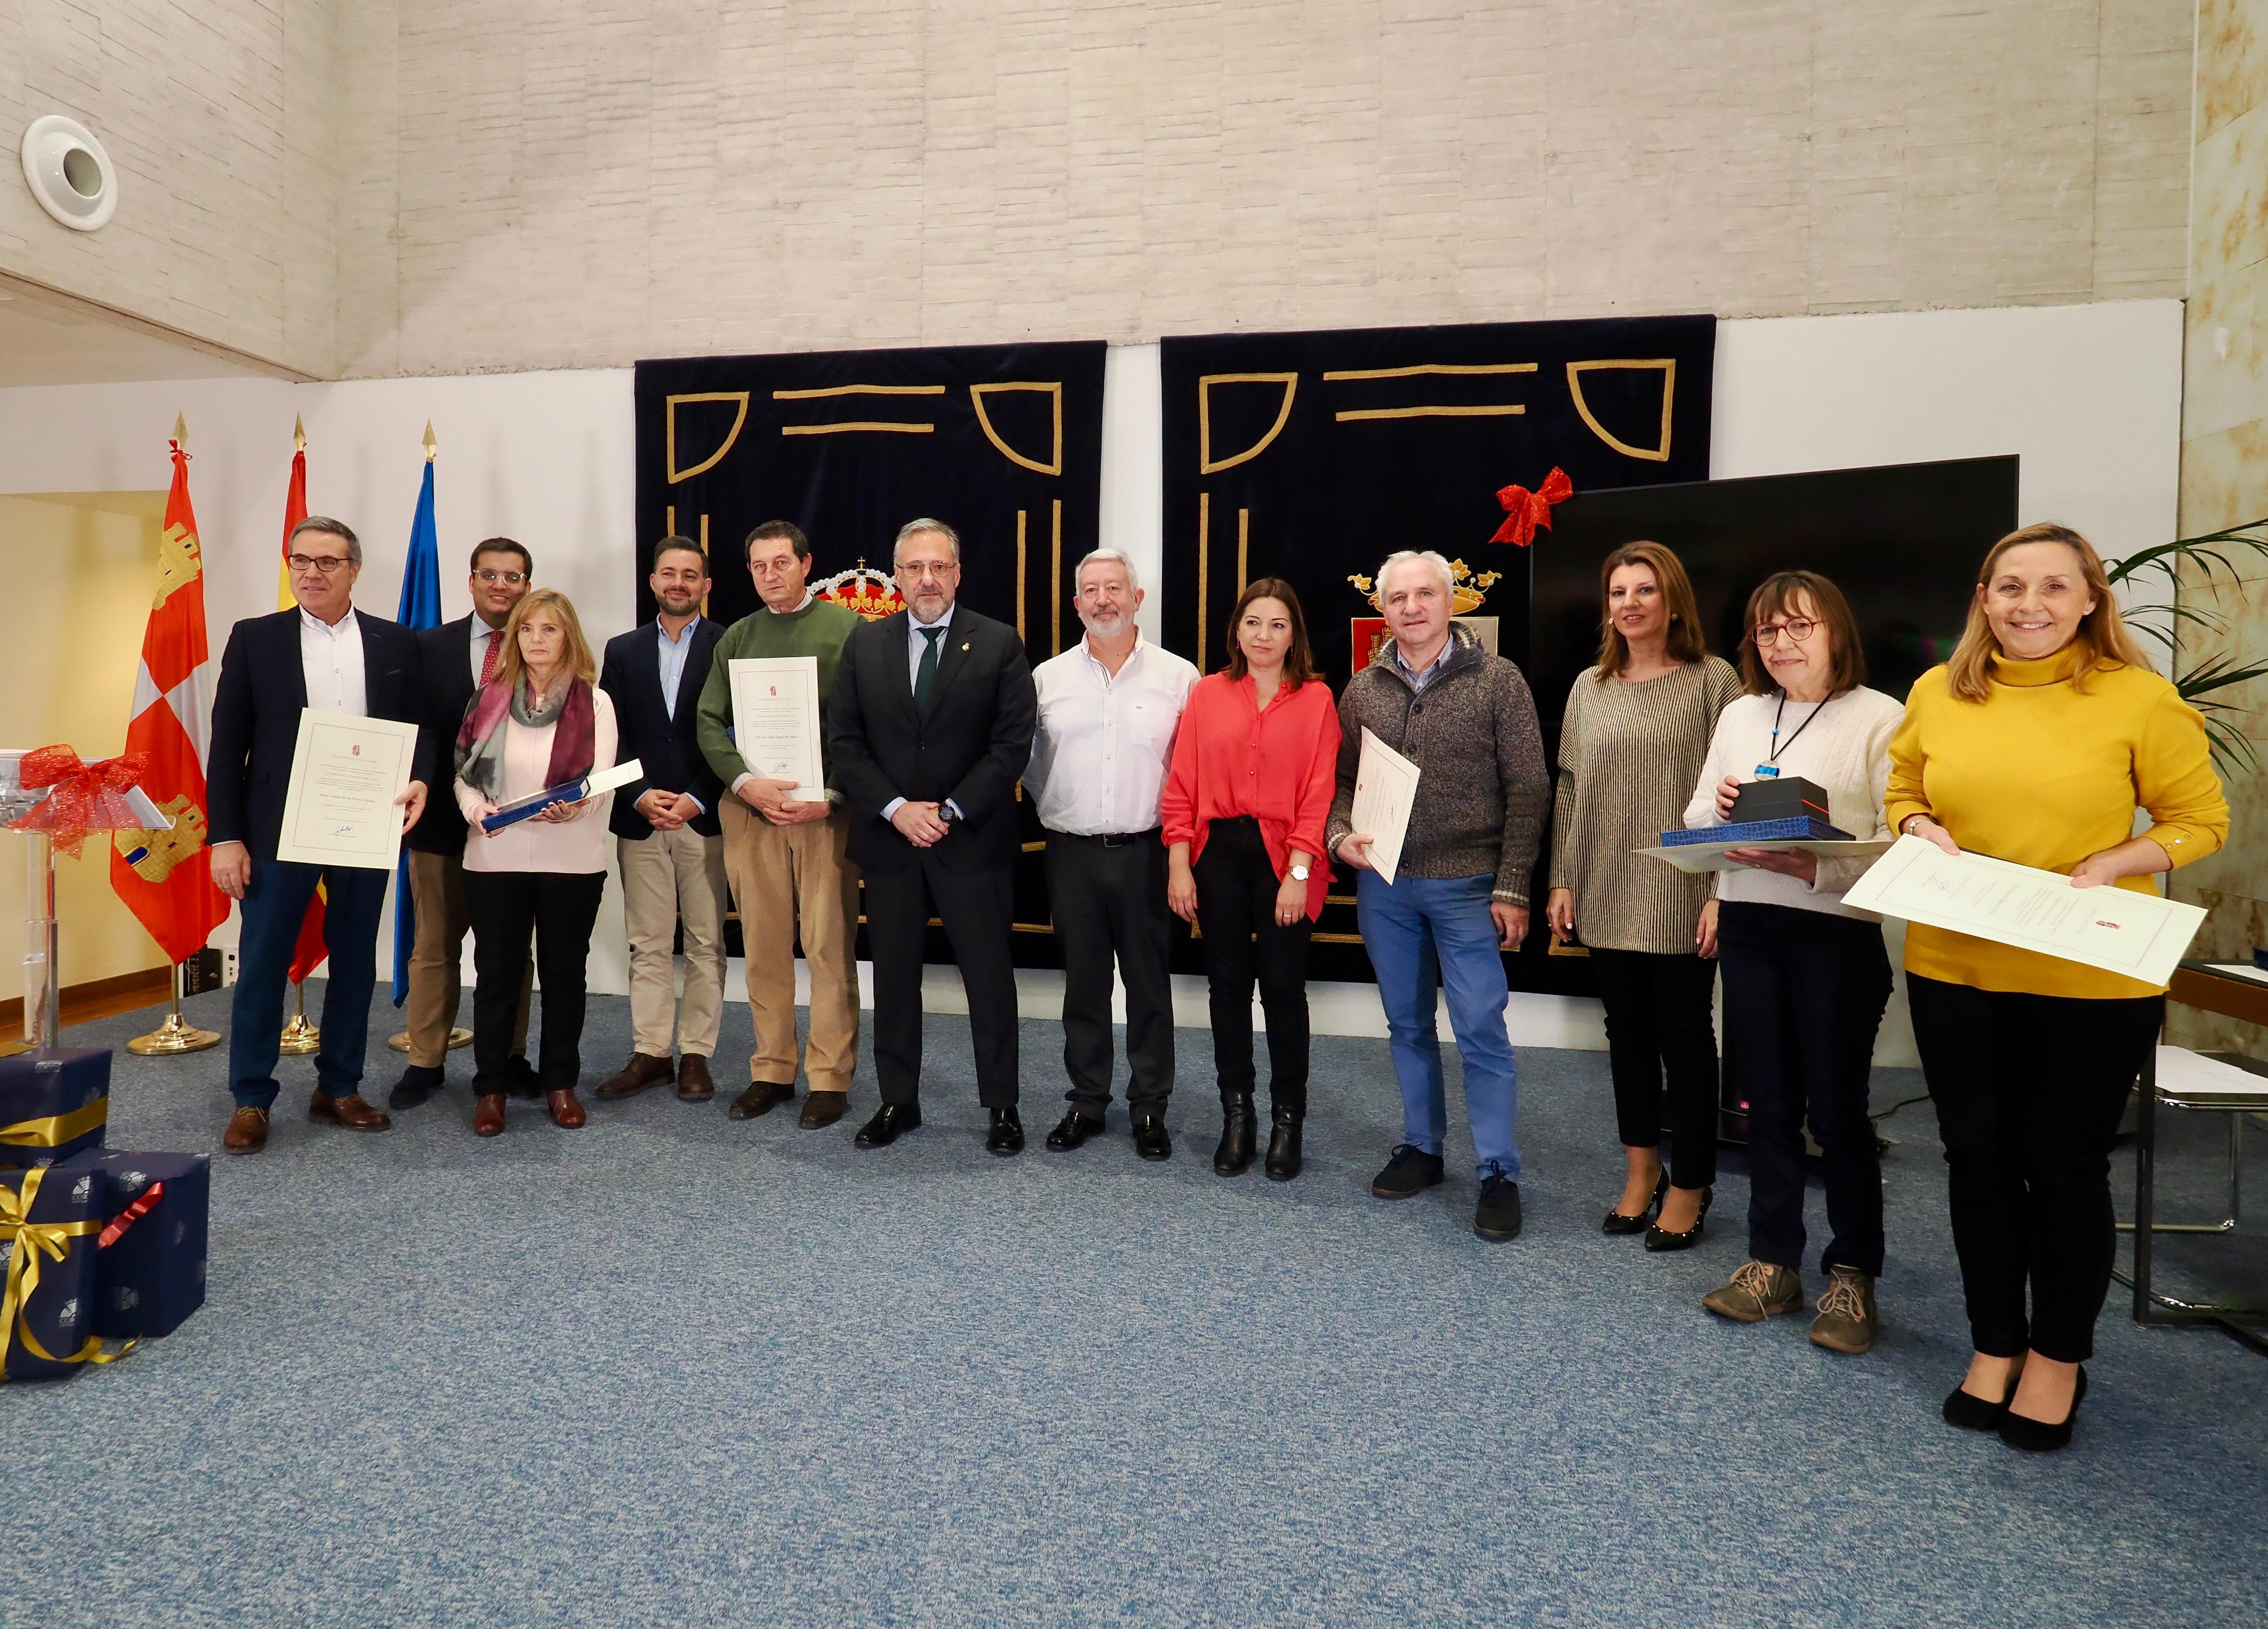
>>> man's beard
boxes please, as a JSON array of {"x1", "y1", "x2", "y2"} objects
[{"x1": 1082, "y1": 609, "x2": 1127, "y2": 636}]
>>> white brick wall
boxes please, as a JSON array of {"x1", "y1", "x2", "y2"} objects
[{"x1": 2, "y1": 1, "x2": 2198, "y2": 380}]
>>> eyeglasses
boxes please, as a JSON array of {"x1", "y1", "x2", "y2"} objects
[
  {"x1": 896, "y1": 562, "x2": 958, "y2": 580},
  {"x1": 474, "y1": 569, "x2": 526, "y2": 585},
  {"x1": 1754, "y1": 618, "x2": 1818, "y2": 646},
  {"x1": 288, "y1": 553, "x2": 352, "y2": 574}
]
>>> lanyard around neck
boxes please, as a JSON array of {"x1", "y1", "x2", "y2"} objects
[{"x1": 1766, "y1": 691, "x2": 1830, "y2": 766}]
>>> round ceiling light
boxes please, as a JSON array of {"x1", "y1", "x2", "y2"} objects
[{"x1": 20, "y1": 115, "x2": 117, "y2": 232}]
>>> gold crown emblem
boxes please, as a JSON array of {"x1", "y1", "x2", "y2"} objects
[
  {"x1": 1348, "y1": 558, "x2": 1501, "y2": 616},
  {"x1": 815, "y1": 559, "x2": 907, "y2": 622}
]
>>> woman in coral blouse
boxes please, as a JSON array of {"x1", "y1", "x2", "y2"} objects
[{"x1": 1162, "y1": 578, "x2": 1341, "y2": 1183}]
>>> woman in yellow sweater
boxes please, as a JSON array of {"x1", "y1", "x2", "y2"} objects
[{"x1": 1885, "y1": 522, "x2": 2227, "y2": 1453}]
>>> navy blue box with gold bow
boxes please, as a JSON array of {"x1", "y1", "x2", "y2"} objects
[
  {"x1": 66, "y1": 1149, "x2": 209, "y2": 1339},
  {"x1": 1, "y1": 1161, "x2": 115, "y2": 1381},
  {"x1": 0, "y1": 1048, "x2": 110, "y2": 1170}
]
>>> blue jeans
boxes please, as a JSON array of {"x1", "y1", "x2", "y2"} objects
[
  {"x1": 1357, "y1": 871, "x2": 1521, "y2": 1181},
  {"x1": 228, "y1": 858, "x2": 389, "y2": 1109}
]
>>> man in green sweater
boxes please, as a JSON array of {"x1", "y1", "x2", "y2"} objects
[{"x1": 695, "y1": 520, "x2": 864, "y2": 1126}]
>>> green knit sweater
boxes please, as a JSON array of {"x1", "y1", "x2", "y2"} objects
[{"x1": 695, "y1": 597, "x2": 861, "y2": 793}]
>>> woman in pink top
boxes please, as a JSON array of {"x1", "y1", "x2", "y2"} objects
[
  {"x1": 1161, "y1": 578, "x2": 1341, "y2": 1182},
  {"x1": 453, "y1": 588, "x2": 619, "y2": 1136}
]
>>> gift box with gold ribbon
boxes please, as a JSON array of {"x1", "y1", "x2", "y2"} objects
[
  {"x1": 1, "y1": 1162, "x2": 128, "y2": 1381},
  {"x1": 0, "y1": 1048, "x2": 110, "y2": 1170},
  {"x1": 67, "y1": 1149, "x2": 209, "y2": 1339}
]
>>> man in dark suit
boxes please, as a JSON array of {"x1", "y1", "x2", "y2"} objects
[
  {"x1": 828, "y1": 518, "x2": 1037, "y2": 1154},
  {"x1": 392, "y1": 537, "x2": 538, "y2": 1110},
  {"x1": 208, "y1": 515, "x2": 430, "y2": 1154},
  {"x1": 596, "y1": 537, "x2": 728, "y2": 1103}
]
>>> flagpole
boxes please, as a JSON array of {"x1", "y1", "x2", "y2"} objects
[
  {"x1": 126, "y1": 961, "x2": 221, "y2": 1056},
  {"x1": 278, "y1": 979, "x2": 320, "y2": 1053}
]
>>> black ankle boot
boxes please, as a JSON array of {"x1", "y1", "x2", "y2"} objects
[
  {"x1": 1214, "y1": 1093, "x2": 1257, "y2": 1176},
  {"x1": 1264, "y1": 1106, "x2": 1304, "y2": 1181}
]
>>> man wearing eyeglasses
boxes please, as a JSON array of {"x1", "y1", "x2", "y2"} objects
[
  {"x1": 392, "y1": 538, "x2": 540, "y2": 1110},
  {"x1": 207, "y1": 516, "x2": 433, "y2": 1154},
  {"x1": 828, "y1": 518, "x2": 1037, "y2": 1154}
]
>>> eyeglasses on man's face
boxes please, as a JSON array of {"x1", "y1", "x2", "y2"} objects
[
  {"x1": 474, "y1": 569, "x2": 526, "y2": 585},
  {"x1": 289, "y1": 553, "x2": 353, "y2": 574},
  {"x1": 1753, "y1": 617, "x2": 1818, "y2": 647}
]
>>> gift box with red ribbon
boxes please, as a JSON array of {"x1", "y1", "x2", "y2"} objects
[
  {"x1": 0, "y1": 1048, "x2": 110, "y2": 1170},
  {"x1": 0, "y1": 1162, "x2": 112, "y2": 1381},
  {"x1": 64, "y1": 1150, "x2": 209, "y2": 1339}
]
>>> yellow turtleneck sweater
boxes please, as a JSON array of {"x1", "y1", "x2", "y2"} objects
[{"x1": 1882, "y1": 646, "x2": 2228, "y2": 999}]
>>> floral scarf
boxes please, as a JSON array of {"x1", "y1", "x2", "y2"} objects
[{"x1": 454, "y1": 673, "x2": 596, "y2": 806}]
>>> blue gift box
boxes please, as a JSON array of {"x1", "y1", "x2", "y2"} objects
[
  {"x1": 66, "y1": 1150, "x2": 209, "y2": 1339},
  {"x1": 1659, "y1": 815, "x2": 1854, "y2": 847},
  {"x1": 0, "y1": 1048, "x2": 110, "y2": 1170},
  {"x1": 1, "y1": 1161, "x2": 106, "y2": 1381}
]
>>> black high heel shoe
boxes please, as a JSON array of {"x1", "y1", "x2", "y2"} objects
[
  {"x1": 1943, "y1": 1363, "x2": 2024, "y2": 1431},
  {"x1": 1643, "y1": 1184, "x2": 1713, "y2": 1252},
  {"x1": 1602, "y1": 1170, "x2": 1669, "y2": 1236},
  {"x1": 1999, "y1": 1366, "x2": 2088, "y2": 1453}
]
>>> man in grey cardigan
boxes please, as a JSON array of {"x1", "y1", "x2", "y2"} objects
[{"x1": 1328, "y1": 550, "x2": 1549, "y2": 1239}]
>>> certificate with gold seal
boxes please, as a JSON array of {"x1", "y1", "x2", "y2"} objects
[{"x1": 274, "y1": 710, "x2": 420, "y2": 871}]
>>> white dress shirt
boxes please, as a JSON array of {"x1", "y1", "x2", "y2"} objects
[
  {"x1": 469, "y1": 618, "x2": 506, "y2": 688},
  {"x1": 300, "y1": 607, "x2": 367, "y2": 717},
  {"x1": 657, "y1": 617, "x2": 698, "y2": 719},
  {"x1": 1025, "y1": 634, "x2": 1198, "y2": 835},
  {"x1": 881, "y1": 604, "x2": 962, "y2": 824}
]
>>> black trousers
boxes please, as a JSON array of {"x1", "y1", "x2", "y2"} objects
[
  {"x1": 461, "y1": 869, "x2": 606, "y2": 1092},
  {"x1": 1194, "y1": 817, "x2": 1311, "y2": 1113},
  {"x1": 1047, "y1": 831, "x2": 1175, "y2": 1114},
  {"x1": 1908, "y1": 972, "x2": 2162, "y2": 1363},
  {"x1": 864, "y1": 854, "x2": 1020, "y2": 1108},
  {"x1": 1587, "y1": 947, "x2": 1720, "y2": 1189},
  {"x1": 1717, "y1": 902, "x2": 1893, "y2": 1276}
]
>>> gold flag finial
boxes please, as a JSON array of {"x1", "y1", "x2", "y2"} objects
[
  {"x1": 293, "y1": 413, "x2": 306, "y2": 452},
  {"x1": 421, "y1": 420, "x2": 438, "y2": 461},
  {"x1": 172, "y1": 412, "x2": 187, "y2": 451}
]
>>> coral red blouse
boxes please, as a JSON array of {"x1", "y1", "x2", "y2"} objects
[{"x1": 1160, "y1": 671, "x2": 1341, "y2": 921}]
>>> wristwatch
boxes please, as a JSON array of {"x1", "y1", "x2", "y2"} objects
[{"x1": 1289, "y1": 864, "x2": 1310, "y2": 882}]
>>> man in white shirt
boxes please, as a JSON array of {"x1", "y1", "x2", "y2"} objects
[{"x1": 1024, "y1": 547, "x2": 1197, "y2": 1159}]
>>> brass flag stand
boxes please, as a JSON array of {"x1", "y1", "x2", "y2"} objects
[
  {"x1": 126, "y1": 962, "x2": 221, "y2": 1056},
  {"x1": 278, "y1": 981, "x2": 320, "y2": 1054}
]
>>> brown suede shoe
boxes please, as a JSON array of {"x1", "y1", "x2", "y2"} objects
[
  {"x1": 223, "y1": 1106, "x2": 270, "y2": 1154},
  {"x1": 596, "y1": 1052, "x2": 674, "y2": 1100},
  {"x1": 677, "y1": 1054, "x2": 716, "y2": 1102},
  {"x1": 547, "y1": 1087, "x2": 587, "y2": 1129},
  {"x1": 308, "y1": 1090, "x2": 391, "y2": 1131},
  {"x1": 800, "y1": 1089, "x2": 849, "y2": 1129},
  {"x1": 473, "y1": 1093, "x2": 507, "y2": 1138},
  {"x1": 729, "y1": 1080, "x2": 794, "y2": 1120}
]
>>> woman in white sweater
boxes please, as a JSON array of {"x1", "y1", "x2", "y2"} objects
[
  {"x1": 453, "y1": 588, "x2": 619, "y2": 1136},
  {"x1": 1680, "y1": 571, "x2": 1902, "y2": 1354}
]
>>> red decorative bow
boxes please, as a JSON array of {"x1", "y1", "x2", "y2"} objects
[
  {"x1": 1490, "y1": 467, "x2": 1574, "y2": 546},
  {"x1": 99, "y1": 1181, "x2": 166, "y2": 1249},
  {"x1": 7, "y1": 746, "x2": 149, "y2": 858}
]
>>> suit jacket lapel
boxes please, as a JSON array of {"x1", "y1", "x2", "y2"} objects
[
  {"x1": 275, "y1": 609, "x2": 309, "y2": 713},
  {"x1": 921, "y1": 610, "x2": 973, "y2": 719},
  {"x1": 356, "y1": 611, "x2": 390, "y2": 714},
  {"x1": 883, "y1": 612, "x2": 921, "y2": 722}
]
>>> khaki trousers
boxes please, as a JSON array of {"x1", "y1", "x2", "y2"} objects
[
  {"x1": 618, "y1": 824, "x2": 729, "y2": 1058},
  {"x1": 404, "y1": 848, "x2": 530, "y2": 1069},
  {"x1": 720, "y1": 797, "x2": 860, "y2": 1092}
]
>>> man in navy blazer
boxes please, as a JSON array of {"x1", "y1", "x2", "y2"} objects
[
  {"x1": 595, "y1": 538, "x2": 729, "y2": 1103},
  {"x1": 207, "y1": 516, "x2": 431, "y2": 1154}
]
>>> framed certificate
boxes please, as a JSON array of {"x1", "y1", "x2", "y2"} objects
[
  {"x1": 274, "y1": 710, "x2": 421, "y2": 871},
  {"x1": 728, "y1": 657, "x2": 825, "y2": 802}
]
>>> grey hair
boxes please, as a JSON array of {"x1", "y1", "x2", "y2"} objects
[
  {"x1": 1377, "y1": 549, "x2": 1453, "y2": 598},
  {"x1": 290, "y1": 514, "x2": 362, "y2": 567},
  {"x1": 1074, "y1": 546, "x2": 1140, "y2": 593},
  {"x1": 893, "y1": 517, "x2": 960, "y2": 563}
]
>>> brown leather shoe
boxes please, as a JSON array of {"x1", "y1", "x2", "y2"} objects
[
  {"x1": 223, "y1": 1106, "x2": 269, "y2": 1154},
  {"x1": 547, "y1": 1087, "x2": 587, "y2": 1129},
  {"x1": 800, "y1": 1090, "x2": 849, "y2": 1129},
  {"x1": 677, "y1": 1054, "x2": 716, "y2": 1102},
  {"x1": 309, "y1": 1090, "x2": 392, "y2": 1131},
  {"x1": 596, "y1": 1052, "x2": 674, "y2": 1100},
  {"x1": 474, "y1": 1093, "x2": 507, "y2": 1138},
  {"x1": 729, "y1": 1080, "x2": 794, "y2": 1119}
]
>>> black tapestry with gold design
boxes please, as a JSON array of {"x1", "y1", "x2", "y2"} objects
[
  {"x1": 633, "y1": 341, "x2": 1106, "y2": 971},
  {"x1": 633, "y1": 341, "x2": 1105, "y2": 641},
  {"x1": 1160, "y1": 317, "x2": 1715, "y2": 682}
]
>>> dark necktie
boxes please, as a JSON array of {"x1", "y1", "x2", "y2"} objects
[
  {"x1": 915, "y1": 625, "x2": 945, "y2": 711},
  {"x1": 479, "y1": 628, "x2": 503, "y2": 686}
]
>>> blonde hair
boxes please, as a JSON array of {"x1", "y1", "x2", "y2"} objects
[
  {"x1": 1944, "y1": 523, "x2": 2151, "y2": 702},
  {"x1": 498, "y1": 587, "x2": 598, "y2": 693},
  {"x1": 1594, "y1": 540, "x2": 1707, "y2": 680}
]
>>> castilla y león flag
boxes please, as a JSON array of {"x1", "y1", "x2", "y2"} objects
[{"x1": 109, "y1": 434, "x2": 228, "y2": 965}]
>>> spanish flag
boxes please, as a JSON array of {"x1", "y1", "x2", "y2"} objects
[{"x1": 278, "y1": 419, "x2": 328, "y2": 984}]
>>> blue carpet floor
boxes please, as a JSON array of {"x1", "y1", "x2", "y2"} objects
[{"x1": 6, "y1": 985, "x2": 2266, "y2": 1628}]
